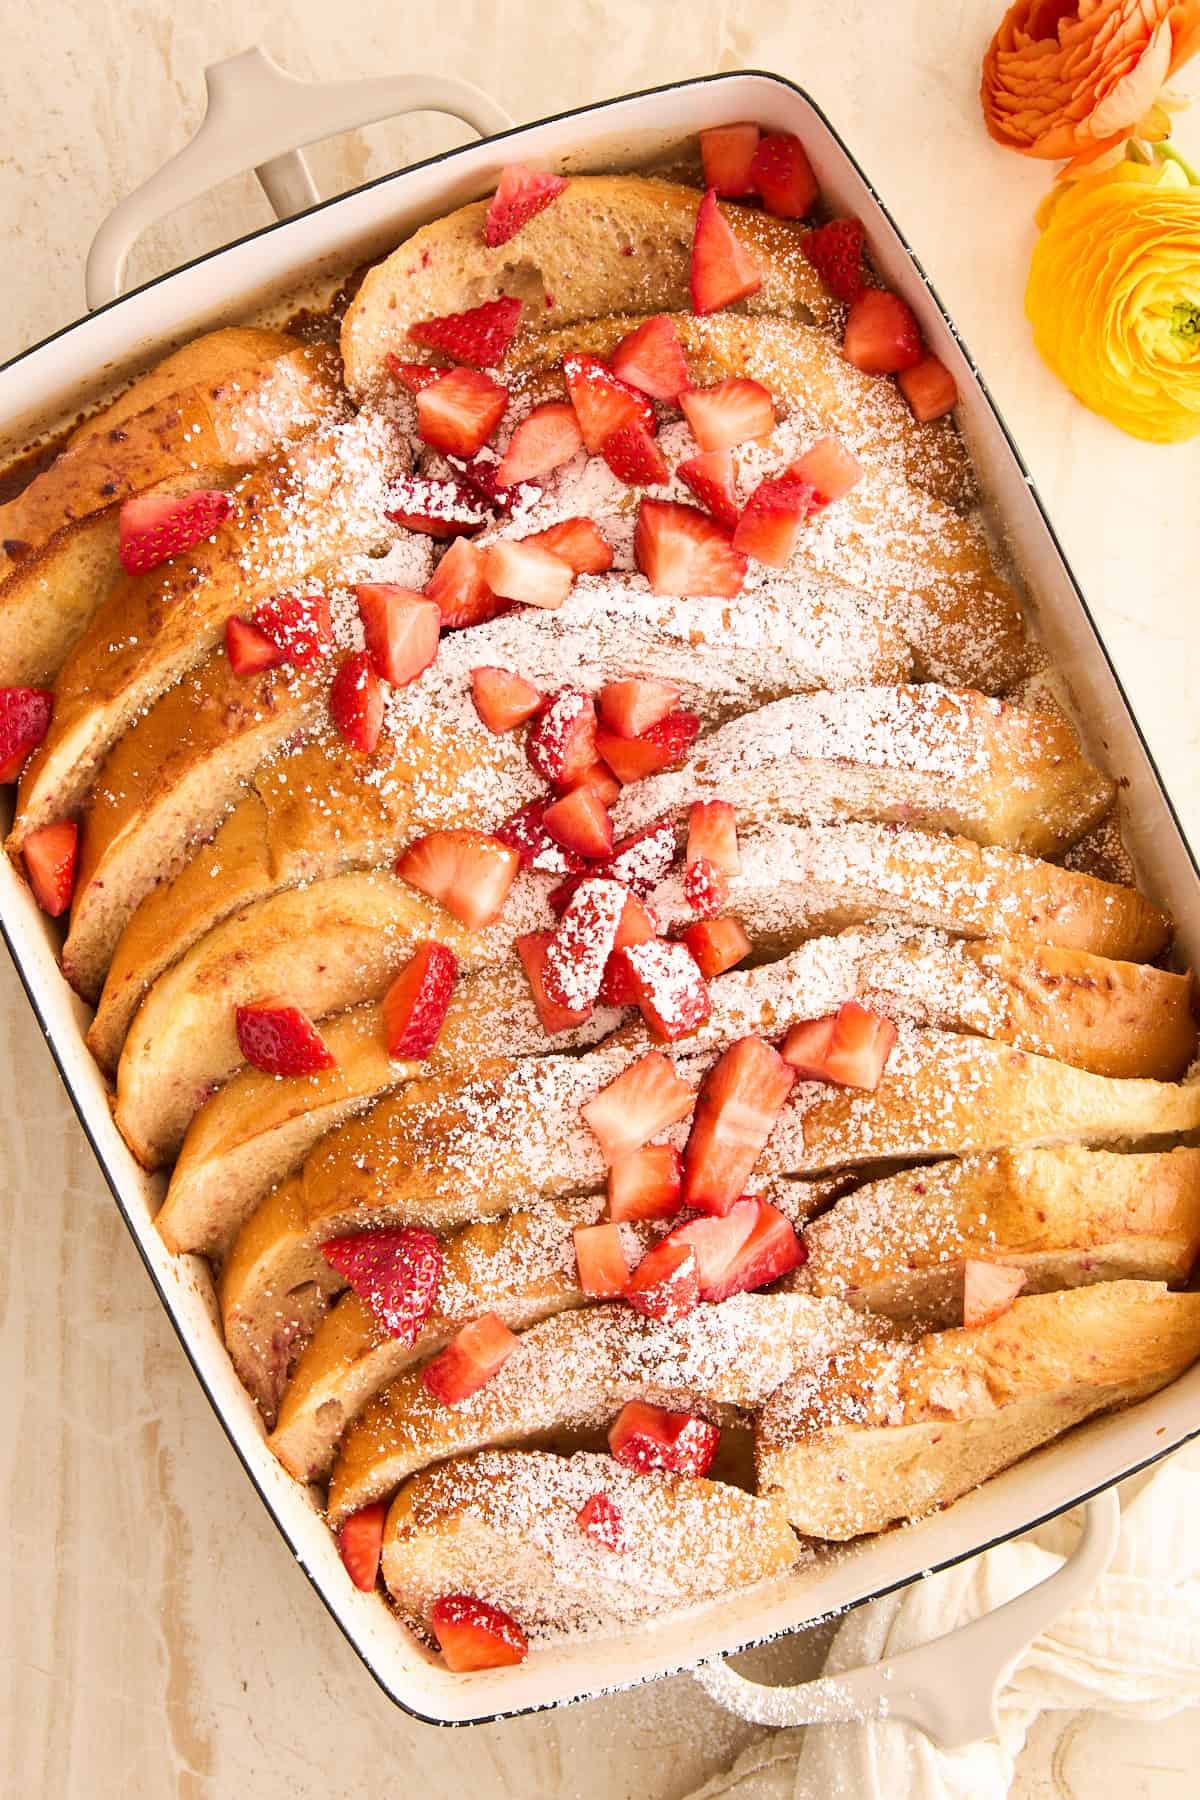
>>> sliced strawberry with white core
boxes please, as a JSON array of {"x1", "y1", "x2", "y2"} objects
[
  {"x1": 781, "y1": 1015, "x2": 838, "y2": 1078},
  {"x1": 608, "y1": 1142, "x2": 682, "y2": 1222},
  {"x1": 574, "y1": 1222, "x2": 630, "y2": 1297},
  {"x1": 562, "y1": 353, "x2": 656, "y2": 453},
  {"x1": 498, "y1": 799, "x2": 584, "y2": 875},
  {"x1": 235, "y1": 997, "x2": 336, "y2": 1076},
  {"x1": 699, "y1": 123, "x2": 761, "y2": 198},
  {"x1": 963, "y1": 1259, "x2": 1027, "y2": 1328},
  {"x1": 516, "y1": 929, "x2": 594, "y2": 1037},
  {"x1": 626, "y1": 1237, "x2": 700, "y2": 1323},
  {"x1": 602, "y1": 421, "x2": 669, "y2": 487},
  {"x1": 117, "y1": 488, "x2": 233, "y2": 575},
  {"x1": 576, "y1": 1492, "x2": 626, "y2": 1551},
  {"x1": 425, "y1": 537, "x2": 505, "y2": 630},
  {"x1": 615, "y1": 938, "x2": 711, "y2": 1042},
  {"x1": 687, "y1": 799, "x2": 739, "y2": 877},
  {"x1": 670, "y1": 1196, "x2": 802, "y2": 1302},
  {"x1": 542, "y1": 877, "x2": 628, "y2": 1011},
  {"x1": 254, "y1": 592, "x2": 333, "y2": 667},
  {"x1": 597, "y1": 678, "x2": 682, "y2": 739},
  {"x1": 0, "y1": 686, "x2": 53, "y2": 782},
  {"x1": 677, "y1": 449, "x2": 739, "y2": 530},
  {"x1": 682, "y1": 858, "x2": 728, "y2": 917},
  {"x1": 408, "y1": 295, "x2": 522, "y2": 368},
  {"x1": 23, "y1": 819, "x2": 78, "y2": 917},
  {"x1": 338, "y1": 1501, "x2": 388, "y2": 1591},
  {"x1": 732, "y1": 475, "x2": 818, "y2": 567},
  {"x1": 666, "y1": 1199, "x2": 758, "y2": 1297},
  {"x1": 542, "y1": 787, "x2": 613, "y2": 860},
  {"x1": 582, "y1": 1049, "x2": 695, "y2": 1165},
  {"x1": 225, "y1": 615, "x2": 285, "y2": 677},
  {"x1": 597, "y1": 891, "x2": 659, "y2": 1006},
  {"x1": 681, "y1": 378, "x2": 775, "y2": 452},
  {"x1": 898, "y1": 353, "x2": 958, "y2": 422},
  {"x1": 396, "y1": 828, "x2": 520, "y2": 929},
  {"x1": 496, "y1": 400, "x2": 583, "y2": 486},
  {"x1": 416, "y1": 366, "x2": 508, "y2": 457},
  {"x1": 805, "y1": 1000, "x2": 898, "y2": 1090},
  {"x1": 682, "y1": 1035, "x2": 796, "y2": 1216},
  {"x1": 431, "y1": 1594, "x2": 529, "y2": 1671},
  {"x1": 788, "y1": 435, "x2": 864, "y2": 504},
  {"x1": 802, "y1": 218, "x2": 866, "y2": 305},
  {"x1": 470, "y1": 665, "x2": 543, "y2": 734},
  {"x1": 690, "y1": 189, "x2": 763, "y2": 316},
  {"x1": 679, "y1": 917, "x2": 752, "y2": 980},
  {"x1": 521, "y1": 515, "x2": 613, "y2": 574},
  {"x1": 355, "y1": 585, "x2": 440, "y2": 686},
  {"x1": 484, "y1": 164, "x2": 568, "y2": 247},
  {"x1": 386, "y1": 355, "x2": 447, "y2": 394},
  {"x1": 329, "y1": 651, "x2": 384, "y2": 753},
  {"x1": 384, "y1": 474, "x2": 487, "y2": 538},
  {"x1": 610, "y1": 315, "x2": 690, "y2": 401},
  {"x1": 750, "y1": 132, "x2": 818, "y2": 218},
  {"x1": 321, "y1": 1225, "x2": 443, "y2": 1342},
  {"x1": 483, "y1": 539, "x2": 574, "y2": 611},
  {"x1": 382, "y1": 941, "x2": 458, "y2": 1058},
  {"x1": 608, "y1": 1401, "x2": 719, "y2": 1478},
  {"x1": 526, "y1": 687, "x2": 598, "y2": 788},
  {"x1": 843, "y1": 289, "x2": 924, "y2": 375},
  {"x1": 422, "y1": 1312, "x2": 520, "y2": 1405},
  {"x1": 634, "y1": 498, "x2": 746, "y2": 599},
  {"x1": 596, "y1": 710, "x2": 701, "y2": 785}
]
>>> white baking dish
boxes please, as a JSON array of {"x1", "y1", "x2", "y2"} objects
[{"x1": 3, "y1": 57, "x2": 1198, "y2": 1730}]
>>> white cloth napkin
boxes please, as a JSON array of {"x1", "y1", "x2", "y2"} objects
[{"x1": 687, "y1": 1456, "x2": 1200, "y2": 1800}]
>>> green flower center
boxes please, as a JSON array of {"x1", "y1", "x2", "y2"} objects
[{"x1": 1172, "y1": 302, "x2": 1200, "y2": 343}]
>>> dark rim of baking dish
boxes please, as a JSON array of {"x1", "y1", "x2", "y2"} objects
[{"x1": 2, "y1": 67, "x2": 1198, "y2": 1728}]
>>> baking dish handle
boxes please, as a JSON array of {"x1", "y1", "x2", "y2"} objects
[
  {"x1": 84, "y1": 46, "x2": 514, "y2": 311},
  {"x1": 691, "y1": 1487, "x2": 1120, "y2": 1748}
]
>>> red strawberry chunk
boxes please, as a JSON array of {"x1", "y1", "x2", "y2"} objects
[
  {"x1": 255, "y1": 592, "x2": 333, "y2": 667},
  {"x1": 385, "y1": 354, "x2": 448, "y2": 394},
  {"x1": 574, "y1": 1222, "x2": 630, "y2": 1298},
  {"x1": 802, "y1": 217, "x2": 866, "y2": 305},
  {"x1": 431, "y1": 1594, "x2": 528, "y2": 1671},
  {"x1": 677, "y1": 449, "x2": 739, "y2": 530},
  {"x1": 699, "y1": 123, "x2": 761, "y2": 198},
  {"x1": 567, "y1": 760, "x2": 621, "y2": 807},
  {"x1": 732, "y1": 474, "x2": 818, "y2": 567},
  {"x1": 417, "y1": 366, "x2": 508, "y2": 457},
  {"x1": 597, "y1": 891, "x2": 659, "y2": 1006},
  {"x1": 235, "y1": 997, "x2": 335, "y2": 1076},
  {"x1": 690, "y1": 188, "x2": 763, "y2": 316},
  {"x1": 963, "y1": 1259, "x2": 1027, "y2": 1329},
  {"x1": 382, "y1": 940, "x2": 457, "y2": 1058},
  {"x1": 542, "y1": 877, "x2": 628, "y2": 1011},
  {"x1": 330, "y1": 651, "x2": 384, "y2": 753},
  {"x1": 609, "y1": 314, "x2": 690, "y2": 401},
  {"x1": 516, "y1": 929, "x2": 594, "y2": 1036},
  {"x1": 682, "y1": 858, "x2": 728, "y2": 917},
  {"x1": 520, "y1": 516, "x2": 613, "y2": 574},
  {"x1": 788, "y1": 435, "x2": 864, "y2": 504},
  {"x1": 451, "y1": 453, "x2": 513, "y2": 514},
  {"x1": 396, "y1": 828, "x2": 520, "y2": 929},
  {"x1": 384, "y1": 473, "x2": 487, "y2": 538},
  {"x1": 596, "y1": 710, "x2": 701, "y2": 785},
  {"x1": 608, "y1": 1400, "x2": 719, "y2": 1478},
  {"x1": 582, "y1": 1049, "x2": 695, "y2": 1164},
  {"x1": 678, "y1": 916, "x2": 751, "y2": 980},
  {"x1": 780, "y1": 1015, "x2": 838, "y2": 1078},
  {"x1": 0, "y1": 685, "x2": 53, "y2": 782},
  {"x1": 687, "y1": 799, "x2": 739, "y2": 877},
  {"x1": 543, "y1": 787, "x2": 613, "y2": 860},
  {"x1": 634, "y1": 498, "x2": 746, "y2": 598},
  {"x1": 562, "y1": 353, "x2": 656, "y2": 454},
  {"x1": 750, "y1": 131, "x2": 817, "y2": 218},
  {"x1": 626, "y1": 1237, "x2": 700, "y2": 1323},
  {"x1": 616, "y1": 938, "x2": 711, "y2": 1042},
  {"x1": 117, "y1": 488, "x2": 233, "y2": 575},
  {"x1": 496, "y1": 400, "x2": 583, "y2": 486},
  {"x1": 321, "y1": 1225, "x2": 443, "y2": 1341},
  {"x1": 225, "y1": 615, "x2": 286, "y2": 677},
  {"x1": 597, "y1": 817, "x2": 679, "y2": 896},
  {"x1": 681, "y1": 378, "x2": 775, "y2": 452},
  {"x1": 497, "y1": 799, "x2": 583, "y2": 875},
  {"x1": 408, "y1": 296, "x2": 522, "y2": 369},
  {"x1": 483, "y1": 539, "x2": 574, "y2": 611},
  {"x1": 898, "y1": 353, "x2": 958, "y2": 423},
  {"x1": 668, "y1": 1195, "x2": 802, "y2": 1301},
  {"x1": 597, "y1": 677, "x2": 682, "y2": 740},
  {"x1": 843, "y1": 289, "x2": 923, "y2": 375},
  {"x1": 22, "y1": 819, "x2": 78, "y2": 918},
  {"x1": 484, "y1": 164, "x2": 568, "y2": 247},
  {"x1": 824, "y1": 999, "x2": 898, "y2": 1089},
  {"x1": 425, "y1": 537, "x2": 506, "y2": 629},
  {"x1": 666, "y1": 1199, "x2": 758, "y2": 1297},
  {"x1": 602, "y1": 421, "x2": 669, "y2": 488},
  {"x1": 526, "y1": 687, "x2": 597, "y2": 788},
  {"x1": 682, "y1": 1036, "x2": 796, "y2": 1216},
  {"x1": 337, "y1": 1501, "x2": 388, "y2": 1591},
  {"x1": 470, "y1": 665, "x2": 543, "y2": 734},
  {"x1": 355, "y1": 585, "x2": 440, "y2": 687},
  {"x1": 422, "y1": 1312, "x2": 519, "y2": 1405},
  {"x1": 576, "y1": 1492, "x2": 626, "y2": 1551},
  {"x1": 607, "y1": 1142, "x2": 682, "y2": 1221}
]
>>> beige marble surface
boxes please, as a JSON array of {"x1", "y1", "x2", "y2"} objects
[{"x1": 2, "y1": 2, "x2": 1199, "y2": 1794}]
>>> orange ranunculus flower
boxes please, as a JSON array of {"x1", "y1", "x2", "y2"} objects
[
  {"x1": 1025, "y1": 155, "x2": 1200, "y2": 440},
  {"x1": 982, "y1": 1, "x2": 1200, "y2": 168}
]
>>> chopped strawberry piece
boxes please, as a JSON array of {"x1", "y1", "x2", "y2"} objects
[
  {"x1": 567, "y1": 760, "x2": 622, "y2": 806},
  {"x1": 596, "y1": 710, "x2": 701, "y2": 785},
  {"x1": 732, "y1": 475, "x2": 818, "y2": 567},
  {"x1": 608, "y1": 1400, "x2": 719, "y2": 1478},
  {"x1": 679, "y1": 917, "x2": 751, "y2": 980},
  {"x1": 355, "y1": 585, "x2": 440, "y2": 686},
  {"x1": 666, "y1": 1200, "x2": 758, "y2": 1297},
  {"x1": 843, "y1": 288, "x2": 923, "y2": 375},
  {"x1": 498, "y1": 799, "x2": 583, "y2": 875},
  {"x1": 337, "y1": 1501, "x2": 388, "y2": 1591},
  {"x1": 597, "y1": 817, "x2": 679, "y2": 896},
  {"x1": 396, "y1": 828, "x2": 520, "y2": 928},
  {"x1": 484, "y1": 164, "x2": 569, "y2": 247},
  {"x1": 384, "y1": 473, "x2": 487, "y2": 538},
  {"x1": 520, "y1": 515, "x2": 613, "y2": 574},
  {"x1": 0, "y1": 686, "x2": 53, "y2": 782},
  {"x1": 562, "y1": 353, "x2": 656, "y2": 454},
  {"x1": 690, "y1": 188, "x2": 763, "y2": 316},
  {"x1": 516, "y1": 929, "x2": 593, "y2": 1036},
  {"x1": 470, "y1": 665, "x2": 543, "y2": 734},
  {"x1": 576, "y1": 1492, "x2": 626, "y2": 1551},
  {"x1": 682, "y1": 1036, "x2": 796, "y2": 1215},
  {"x1": 626, "y1": 1237, "x2": 700, "y2": 1322},
  {"x1": 609, "y1": 314, "x2": 690, "y2": 401},
  {"x1": 255, "y1": 592, "x2": 333, "y2": 668},
  {"x1": 117, "y1": 488, "x2": 233, "y2": 575},
  {"x1": 22, "y1": 819, "x2": 78, "y2": 918},
  {"x1": 781, "y1": 1015, "x2": 838, "y2": 1078},
  {"x1": 574, "y1": 1222, "x2": 630, "y2": 1298},
  {"x1": 963, "y1": 1259, "x2": 1027, "y2": 1329},
  {"x1": 750, "y1": 132, "x2": 817, "y2": 218},
  {"x1": 225, "y1": 614, "x2": 286, "y2": 677},
  {"x1": 602, "y1": 421, "x2": 669, "y2": 487},
  {"x1": 329, "y1": 651, "x2": 384, "y2": 753},
  {"x1": 542, "y1": 877, "x2": 628, "y2": 1011},
  {"x1": 543, "y1": 787, "x2": 613, "y2": 860},
  {"x1": 699, "y1": 123, "x2": 761, "y2": 198},
  {"x1": 321, "y1": 1225, "x2": 443, "y2": 1341},
  {"x1": 496, "y1": 400, "x2": 583, "y2": 486},
  {"x1": 382, "y1": 941, "x2": 457, "y2": 1058},
  {"x1": 607, "y1": 1143, "x2": 682, "y2": 1222},
  {"x1": 582, "y1": 1049, "x2": 695, "y2": 1164},
  {"x1": 385, "y1": 354, "x2": 448, "y2": 394},
  {"x1": 525, "y1": 687, "x2": 597, "y2": 788},
  {"x1": 682, "y1": 858, "x2": 728, "y2": 917},
  {"x1": 597, "y1": 891, "x2": 659, "y2": 1006},
  {"x1": 677, "y1": 449, "x2": 739, "y2": 531},
  {"x1": 451, "y1": 453, "x2": 513, "y2": 513},
  {"x1": 802, "y1": 218, "x2": 867, "y2": 305},
  {"x1": 483, "y1": 539, "x2": 574, "y2": 611},
  {"x1": 633, "y1": 498, "x2": 746, "y2": 598},
  {"x1": 823, "y1": 1000, "x2": 898, "y2": 1089},
  {"x1": 668, "y1": 1195, "x2": 802, "y2": 1301},
  {"x1": 425, "y1": 537, "x2": 506, "y2": 630},
  {"x1": 408, "y1": 296, "x2": 522, "y2": 368},
  {"x1": 787, "y1": 435, "x2": 864, "y2": 504},
  {"x1": 431, "y1": 1594, "x2": 528, "y2": 1671},
  {"x1": 616, "y1": 938, "x2": 711, "y2": 1042},
  {"x1": 416, "y1": 366, "x2": 508, "y2": 457},
  {"x1": 235, "y1": 997, "x2": 335, "y2": 1076},
  {"x1": 422, "y1": 1312, "x2": 519, "y2": 1405},
  {"x1": 687, "y1": 799, "x2": 739, "y2": 877},
  {"x1": 597, "y1": 678, "x2": 682, "y2": 740},
  {"x1": 898, "y1": 353, "x2": 958, "y2": 423},
  {"x1": 681, "y1": 378, "x2": 775, "y2": 453}
]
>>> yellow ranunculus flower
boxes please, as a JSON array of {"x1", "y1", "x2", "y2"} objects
[{"x1": 1025, "y1": 154, "x2": 1200, "y2": 442}]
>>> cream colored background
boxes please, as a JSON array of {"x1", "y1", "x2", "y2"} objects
[{"x1": 2, "y1": 2, "x2": 1199, "y2": 1794}]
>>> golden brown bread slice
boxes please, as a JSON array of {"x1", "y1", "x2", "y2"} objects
[
  {"x1": 796, "y1": 1145, "x2": 1200, "y2": 1324},
  {"x1": 381, "y1": 1449, "x2": 800, "y2": 1636},
  {"x1": 756, "y1": 1281, "x2": 1200, "y2": 1540}
]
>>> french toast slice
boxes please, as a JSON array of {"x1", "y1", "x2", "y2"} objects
[
  {"x1": 756, "y1": 1282, "x2": 1200, "y2": 1540},
  {"x1": 381, "y1": 1449, "x2": 800, "y2": 1636},
  {"x1": 795, "y1": 1145, "x2": 1200, "y2": 1324}
]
